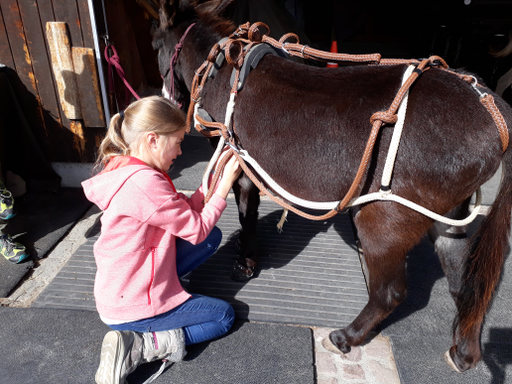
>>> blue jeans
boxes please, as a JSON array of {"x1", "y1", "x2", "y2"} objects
[{"x1": 108, "y1": 227, "x2": 235, "y2": 345}]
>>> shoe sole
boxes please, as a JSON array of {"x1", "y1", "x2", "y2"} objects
[
  {"x1": 8, "y1": 253, "x2": 29, "y2": 264},
  {"x1": 95, "y1": 331, "x2": 125, "y2": 384},
  {"x1": 0, "y1": 212, "x2": 15, "y2": 220}
]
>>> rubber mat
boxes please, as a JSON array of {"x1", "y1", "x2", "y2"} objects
[
  {"x1": 0, "y1": 307, "x2": 314, "y2": 384},
  {"x1": 0, "y1": 188, "x2": 91, "y2": 297},
  {"x1": 33, "y1": 198, "x2": 368, "y2": 328}
]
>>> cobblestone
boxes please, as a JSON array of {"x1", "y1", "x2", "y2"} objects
[{"x1": 314, "y1": 328, "x2": 401, "y2": 384}]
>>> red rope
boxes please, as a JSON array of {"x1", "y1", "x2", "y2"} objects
[
  {"x1": 165, "y1": 23, "x2": 196, "y2": 108},
  {"x1": 104, "y1": 44, "x2": 140, "y2": 110}
]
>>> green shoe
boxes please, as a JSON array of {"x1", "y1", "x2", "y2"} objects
[
  {"x1": 0, "y1": 179, "x2": 15, "y2": 220},
  {"x1": 0, "y1": 234, "x2": 29, "y2": 263}
]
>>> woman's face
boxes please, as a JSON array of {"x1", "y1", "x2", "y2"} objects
[{"x1": 156, "y1": 129, "x2": 185, "y2": 171}]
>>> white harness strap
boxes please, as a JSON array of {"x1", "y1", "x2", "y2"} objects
[
  {"x1": 380, "y1": 65, "x2": 415, "y2": 189},
  {"x1": 201, "y1": 93, "x2": 236, "y2": 193},
  {"x1": 201, "y1": 65, "x2": 484, "y2": 227}
]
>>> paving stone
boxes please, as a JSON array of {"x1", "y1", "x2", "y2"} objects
[
  {"x1": 316, "y1": 351, "x2": 338, "y2": 375},
  {"x1": 317, "y1": 378, "x2": 340, "y2": 384},
  {"x1": 341, "y1": 363, "x2": 366, "y2": 380},
  {"x1": 367, "y1": 360, "x2": 401, "y2": 384},
  {"x1": 343, "y1": 345, "x2": 362, "y2": 362},
  {"x1": 365, "y1": 334, "x2": 394, "y2": 359}
]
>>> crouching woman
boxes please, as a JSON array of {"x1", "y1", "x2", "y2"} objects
[{"x1": 82, "y1": 96, "x2": 241, "y2": 384}]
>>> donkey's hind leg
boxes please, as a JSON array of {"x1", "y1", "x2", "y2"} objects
[
  {"x1": 427, "y1": 198, "x2": 482, "y2": 372},
  {"x1": 428, "y1": 198, "x2": 471, "y2": 302},
  {"x1": 325, "y1": 203, "x2": 433, "y2": 354}
]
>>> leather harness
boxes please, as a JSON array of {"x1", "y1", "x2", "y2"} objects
[{"x1": 172, "y1": 22, "x2": 509, "y2": 221}]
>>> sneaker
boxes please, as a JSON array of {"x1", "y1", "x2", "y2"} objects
[
  {"x1": 0, "y1": 182, "x2": 15, "y2": 220},
  {"x1": 0, "y1": 234, "x2": 29, "y2": 263},
  {"x1": 95, "y1": 330, "x2": 143, "y2": 384}
]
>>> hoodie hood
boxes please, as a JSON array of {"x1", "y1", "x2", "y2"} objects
[{"x1": 82, "y1": 156, "x2": 158, "y2": 211}]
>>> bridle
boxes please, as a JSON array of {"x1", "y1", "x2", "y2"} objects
[{"x1": 163, "y1": 23, "x2": 196, "y2": 107}]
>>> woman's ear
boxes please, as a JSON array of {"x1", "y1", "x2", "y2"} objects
[{"x1": 146, "y1": 132, "x2": 159, "y2": 149}]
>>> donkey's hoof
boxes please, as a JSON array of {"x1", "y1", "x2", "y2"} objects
[
  {"x1": 231, "y1": 260, "x2": 255, "y2": 282},
  {"x1": 322, "y1": 336, "x2": 345, "y2": 355},
  {"x1": 444, "y1": 350, "x2": 462, "y2": 373}
]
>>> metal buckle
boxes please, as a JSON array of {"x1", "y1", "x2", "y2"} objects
[{"x1": 469, "y1": 76, "x2": 488, "y2": 99}]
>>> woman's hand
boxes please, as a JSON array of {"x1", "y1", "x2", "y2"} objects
[
  {"x1": 223, "y1": 155, "x2": 243, "y2": 183},
  {"x1": 215, "y1": 155, "x2": 242, "y2": 199}
]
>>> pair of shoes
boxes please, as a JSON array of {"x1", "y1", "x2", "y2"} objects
[
  {"x1": 0, "y1": 179, "x2": 15, "y2": 220},
  {"x1": 0, "y1": 234, "x2": 29, "y2": 264}
]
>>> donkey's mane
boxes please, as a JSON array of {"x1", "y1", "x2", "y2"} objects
[{"x1": 194, "y1": 1, "x2": 236, "y2": 37}]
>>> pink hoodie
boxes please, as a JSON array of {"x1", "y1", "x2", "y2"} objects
[{"x1": 82, "y1": 156, "x2": 227, "y2": 321}]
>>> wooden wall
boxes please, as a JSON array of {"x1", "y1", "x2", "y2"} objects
[{"x1": 0, "y1": 0, "x2": 160, "y2": 163}]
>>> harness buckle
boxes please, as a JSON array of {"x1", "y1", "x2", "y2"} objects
[
  {"x1": 227, "y1": 141, "x2": 240, "y2": 153},
  {"x1": 469, "y1": 76, "x2": 488, "y2": 99}
]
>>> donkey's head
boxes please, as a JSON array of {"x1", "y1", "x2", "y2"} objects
[{"x1": 152, "y1": 0, "x2": 236, "y2": 107}]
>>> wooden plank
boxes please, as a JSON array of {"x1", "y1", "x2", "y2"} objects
[
  {"x1": 72, "y1": 47, "x2": 105, "y2": 127},
  {"x1": 125, "y1": 0, "x2": 161, "y2": 88},
  {"x1": 0, "y1": 0, "x2": 47, "y2": 135},
  {"x1": 46, "y1": 21, "x2": 82, "y2": 119},
  {"x1": 135, "y1": 0, "x2": 158, "y2": 20},
  {"x1": 51, "y1": 0, "x2": 83, "y2": 47},
  {"x1": 36, "y1": 0, "x2": 72, "y2": 132},
  {"x1": 69, "y1": 120, "x2": 85, "y2": 157},
  {"x1": 0, "y1": 0, "x2": 38, "y2": 96},
  {"x1": 75, "y1": 0, "x2": 94, "y2": 48},
  {"x1": 0, "y1": 6, "x2": 15, "y2": 69},
  {"x1": 104, "y1": 0, "x2": 148, "y2": 108},
  {"x1": 18, "y1": 0, "x2": 61, "y2": 127}
]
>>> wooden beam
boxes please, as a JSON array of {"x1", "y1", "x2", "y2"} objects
[
  {"x1": 46, "y1": 21, "x2": 82, "y2": 120},
  {"x1": 0, "y1": 0, "x2": 46, "y2": 136},
  {"x1": 0, "y1": 6, "x2": 15, "y2": 69},
  {"x1": 52, "y1": 0, "x2": 83, "y2": 47},
  {"x1": 18, "y1": 0, "x2": 62, "y2": 128},
  {"x1": 135, "y1": 0, "x2": 159, "y2": 20},
  {"x1": 76, "y1": 0, "x2": 95, "y2": 48},
  {"x1": 72, "y1": 47, "x2": 105, "y2": 127}
]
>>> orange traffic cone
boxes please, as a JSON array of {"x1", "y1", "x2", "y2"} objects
[{"x1": 326, "y1": 40, "x2": 338, "y2": 68}]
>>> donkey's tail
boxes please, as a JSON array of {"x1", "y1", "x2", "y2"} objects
[{"x1": 455, "y1": 147, "x2": 512, "y2": 340}]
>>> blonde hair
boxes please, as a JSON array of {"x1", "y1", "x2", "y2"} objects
[{"x1": 96, "y1": 96, "x2": 186, "y2": 168}]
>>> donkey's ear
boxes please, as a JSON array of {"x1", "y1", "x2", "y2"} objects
[
  {"x1": 195, "y1": 0, "x2": 235, "y2": 17},
  {"x1": 158, "y1": 0, "x2": 178, "y2": 30}
]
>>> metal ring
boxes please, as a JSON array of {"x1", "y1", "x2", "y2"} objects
[
  {"x1": 301, "y1": 44, "x2": 309, "y2": 57},
  {"x1": 282, "y1": 42, "x2": 290, "y2": 55}
]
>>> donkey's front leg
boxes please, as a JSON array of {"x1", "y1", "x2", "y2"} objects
[
  {"x1": 324, "y1": 204, "x2": 428, "y2": 354},
  {"x1": 324, "y1": 245, "x2": 408, "y2": 354},
  {"x1": 231, "y1": 175, "x2": 260, "y2": 281}
]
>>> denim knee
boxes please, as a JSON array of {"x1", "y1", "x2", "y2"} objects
[
  {"x1": 221, "y1": 302, "x2": 235, "y2": 333},
  {"x1": 208, "y1": 226, "x2": 222, "y2": 249}
]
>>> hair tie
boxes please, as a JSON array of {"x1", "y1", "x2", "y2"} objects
[{"x1": 119, "y1": 110, "x2": 125, "y2": 119}]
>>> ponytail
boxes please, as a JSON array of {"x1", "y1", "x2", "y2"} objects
[
  {"x1": 95, "y1": 113, "x2": 130, "y2": 169},
  {"x1": 94, "y1": 96, "x2": 186, "y2": 171}
]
